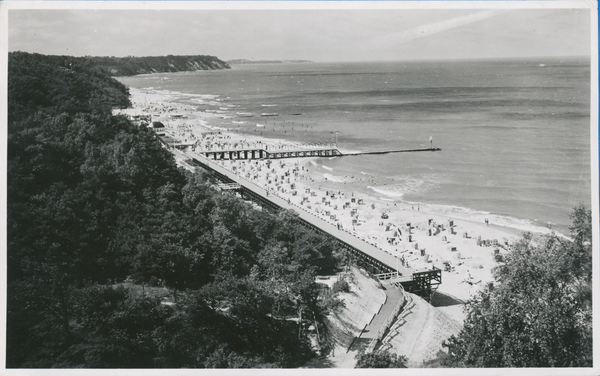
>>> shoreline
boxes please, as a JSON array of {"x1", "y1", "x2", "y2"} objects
[{"x1": 118, "y1": 86, "x2": 561, "y2": 317}]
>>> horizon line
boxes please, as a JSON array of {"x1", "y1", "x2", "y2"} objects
[{"x1": 8, "y1": 50, "x2": 592, "y2": 64}]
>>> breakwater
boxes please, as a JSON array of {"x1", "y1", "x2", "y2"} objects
[{"x1": 342, "y1": 147, "x2": 442, "y2": 156}]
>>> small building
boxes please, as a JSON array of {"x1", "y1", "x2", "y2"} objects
[{"x1": 150, "y1": 121, "x2": 166, "y2": 135}]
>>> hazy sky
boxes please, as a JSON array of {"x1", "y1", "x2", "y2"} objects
[{"x1": 8, "y1": 7, "x2": 591, "y2": 62}]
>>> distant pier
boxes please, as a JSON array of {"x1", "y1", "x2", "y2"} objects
[
  {"x1": 176, "y1": 143, "x2": 441, "y2": 161},
  {"x1": 342, "y1": 147, "x2": 442, "y2": 156}
]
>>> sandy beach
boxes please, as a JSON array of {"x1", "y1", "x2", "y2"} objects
[{"x1": 118, "y1": 87, "x2": 553, "y2": 322}]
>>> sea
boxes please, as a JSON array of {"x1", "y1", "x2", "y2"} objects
[{"x1": 117, "y1": 57, "x2": 592, "y2": 236}]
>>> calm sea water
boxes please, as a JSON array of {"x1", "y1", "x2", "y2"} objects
[{"x1": 118, "y1": 58, "x2": 591, "y2": 235}]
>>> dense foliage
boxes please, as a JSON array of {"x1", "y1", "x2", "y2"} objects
[
  {"x1": 8, "y1": 51, "x2": 229, "y2": 86},
  {"x1": 8, "y1": 52, "x2": 132, "y2": 123},
  {"x1": 7, "y1": 52, "x2": 342, "y2": 368},
  {"x1": 87, "y1": 54, "x2": 230, "y2": 76},
  {"x1": 441, "y1": 205, "x2": 593, "y2": 367},
  {"x1": 355, "y1": 350, "x2": 407, "y2": 368}
]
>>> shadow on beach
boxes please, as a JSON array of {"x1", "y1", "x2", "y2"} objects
[{"x1": 430, "y1": 291, "x2": 466, "y2": 307}]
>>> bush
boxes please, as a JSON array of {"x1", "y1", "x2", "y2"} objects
[
  {"x1": 331, "y1": 279, "x2": 350, "y2": 294},
  {"x1": 355, "y1": 350, "x2": 407, "y2": 368}
]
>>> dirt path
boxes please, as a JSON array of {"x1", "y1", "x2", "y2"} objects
[
  {"x1": 305, "y1": 267, "x2": 386, "y2": 368},
  {"x1": 380, "y1": 293, "x2": 462, "y2": 367},
  {"x1": 305, "y1": 270, "x2": 464, "y2": 369}
]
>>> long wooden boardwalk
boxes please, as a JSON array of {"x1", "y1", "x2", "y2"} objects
[
  {"x1": 184, "y1": 151, "x2": 442, "y2": 295},
  {"x1": 185, "y1": 144, "x2": 441, "y2": 161}
]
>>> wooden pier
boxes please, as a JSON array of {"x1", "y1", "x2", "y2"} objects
[
  {"x1": 198, "y1": 146, "x2": 344, "y2": 160},
  {"x1": 184, "y1": 151, "x2": 442, "y2": 299},
  {"x1": 182, "y1": 144, "x2": 440, "y2": 161},
  {"x1": 343, "y1": 147, "x2": 442, "y2": 156}
]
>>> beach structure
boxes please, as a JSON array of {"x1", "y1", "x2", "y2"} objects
[
  {"x1": 196, "y1": 144, "x2": 343, "y2": 160},
  {"x1": 168, "y1": 140, "x2": 440, "y2": 161},
  {"x1": 150, "y1": 121, "x2": 166, "y2": 135},
  {"x1": 185, "y1": 151, "x2": 442, "y2": 300}
]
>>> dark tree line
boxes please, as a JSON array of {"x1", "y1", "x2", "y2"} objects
[{"x1": 7, "y1": 52, "x2": 343, "y2": 368}]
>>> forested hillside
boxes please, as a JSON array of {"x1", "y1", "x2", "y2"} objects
[
  {"x1": 8, "y1": 52, "x2": 230, "y2": 79},
  {"x1": 7, "y1": 51, "x2": 343, "y2": 368},
  {"x1": 88, "y1": 54, "x2": 230, "y2": 76}
]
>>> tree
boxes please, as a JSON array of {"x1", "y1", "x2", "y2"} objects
[
  {"x1": 194, "y1": 276, "x2": 315, "y2": 367},
  {"x1": 58, "y1": 285, "x2": 172, "y2": 368},
  {"x1": 355, "y1": 350, "x2": 408, "y2": 368},
  {"x1": 442, "y1": 205, "x2": 593, "y2": 367}
]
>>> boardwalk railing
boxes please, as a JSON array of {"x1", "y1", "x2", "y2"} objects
[
  {"x1": 375, "y1": 272, "x2": 401, "y2": 280},
  {"x1": 365, "y1": 283, "x2": 407, "y2": 354},
  {"x1": 216, "y1": 183, "x2": 241, "y2": 190}
]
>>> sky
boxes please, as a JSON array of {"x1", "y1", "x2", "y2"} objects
[{"x1": 7, "y1": 6, "x2": 592, "y2": 62}]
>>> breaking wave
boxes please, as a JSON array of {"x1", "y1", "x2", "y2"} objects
[
  {"x1": 322, "y1": 173, "x2": 347, "y2": 183},
  {"x1": 405, "y1": 202, "x2": 556, "y2": 236},
  {"x1": 367, "y1": 186, "x2": 405, "y2": 198}
]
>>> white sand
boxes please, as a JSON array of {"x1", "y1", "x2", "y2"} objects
[
  {"x1": 380, "y1": 293, "x2": 463, "y2": 367},
  {"x1": 309, "y1": 267, "x2": 386, "y2": 368}
]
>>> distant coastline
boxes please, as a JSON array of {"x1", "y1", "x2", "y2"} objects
[
  {"x1": 227, "y1": 59, "x2": 313, "y2": 65},
  {"x1": 92, "y1": 55, "x2": 231, "y2": 76}
]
